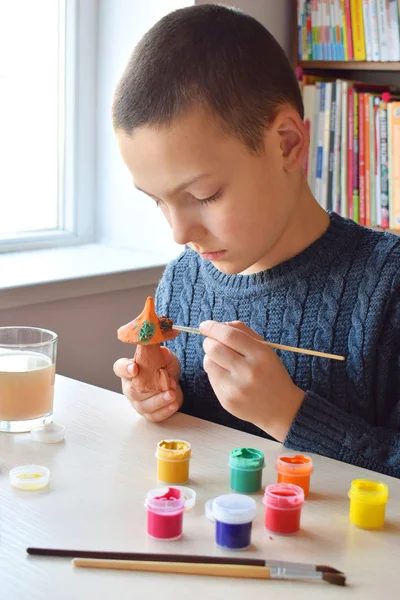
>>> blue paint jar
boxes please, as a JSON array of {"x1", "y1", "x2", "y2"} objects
[{"x1": 205, "y1": 494, "x2": 257, "y2": 550}]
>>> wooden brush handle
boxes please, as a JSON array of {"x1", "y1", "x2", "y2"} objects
[{"x1": 73, "y1": 558, "x2": 272, "y2": 579}]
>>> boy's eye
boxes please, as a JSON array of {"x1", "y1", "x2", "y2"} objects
[{"x1": 194, "y1": 189, "x2": 222, "y2": 204}]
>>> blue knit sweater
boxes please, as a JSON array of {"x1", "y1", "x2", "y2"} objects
[{"x1": 156, "y1": 213, "x2": 400, "y2": 478}]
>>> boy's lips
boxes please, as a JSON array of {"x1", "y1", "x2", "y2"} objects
[{"x1": 199, "y1": 250, "x2": 226, "y2": 260}]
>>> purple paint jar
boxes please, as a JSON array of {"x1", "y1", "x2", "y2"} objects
[{"x1": 205, "y1": 494, "x2": 257, "y2": 551}]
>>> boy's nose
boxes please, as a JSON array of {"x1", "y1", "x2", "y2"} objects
[{"x1": 171, "y1": 214, "x2": 205, "y2": 246}]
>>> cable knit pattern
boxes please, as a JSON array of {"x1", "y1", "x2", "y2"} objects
[{"x1": 156, "y1": 213, "x2": 400, "y2": 477}]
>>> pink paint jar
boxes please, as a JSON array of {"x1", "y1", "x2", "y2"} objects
[
  {"x1": 145, "y1": 487, "x2": 185, "y2": 541},
  {"x1": 263, "y1": 483, "x2": 304, "y2": 535}
]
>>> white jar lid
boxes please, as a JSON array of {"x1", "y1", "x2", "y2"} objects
[
  {"x1": 30, "y1": 422, "x2": 66, "y2": 443},
  {"x1": 10, "y1": 465, "x2": 50, "y2": 491},
  {"x1": 205, "y1": 494, "x2": 257, "y2": 524}
]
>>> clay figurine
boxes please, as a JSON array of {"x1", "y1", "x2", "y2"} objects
[{"x1": 117, "y1": 297, "x2": 178, "y2": 394}]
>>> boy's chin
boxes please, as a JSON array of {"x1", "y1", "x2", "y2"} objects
[{"x1": 210, "y1": 259, "x2": 249, "y2": 276}]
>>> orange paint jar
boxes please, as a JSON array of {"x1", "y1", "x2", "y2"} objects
[
  {"x1": 276, "y1": 454, "x2": 313, "y2": 497},
  {"x1": 156, "y1": 440, "x2": 192, "y2": 484}
]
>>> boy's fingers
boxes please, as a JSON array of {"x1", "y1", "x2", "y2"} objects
[
  {"x1": 199, "y1": 321, "x2": 254, "y2": 355},
  {"x1": 131, "y1": 390, "x2": 177, "y2": 416},
  {"x1": 113, "y1": 358, "x2": 138, "y2": 379},
  {"x1": 227, "y1": 321, "x2": 264, "y2": 341},
  {"x1": 144, "y1": 402, "x2": 179, "y2": 423}
]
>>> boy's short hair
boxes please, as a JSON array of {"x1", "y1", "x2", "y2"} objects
[{"x1": 112, "y1": 4, "x2": 303, "y2": 152}]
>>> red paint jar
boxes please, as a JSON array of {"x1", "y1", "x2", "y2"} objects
[
  {"x1": 145, "y1": 487, "x2": 185, "y2": 540},
  {"x1": 263, "y1": 483, "x2": 304, "y2": 535}
]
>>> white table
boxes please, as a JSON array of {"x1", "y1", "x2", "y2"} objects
[{"x1": 1, "y1": 376, "x2": 399, "y2": 600}]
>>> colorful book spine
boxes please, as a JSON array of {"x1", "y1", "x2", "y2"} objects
[
  {"x1": 316, "y1": 82, "x2": 326, "y2": 202},
  {"x1": 374, "y1": 96, "x2": 382, "y2": 226},
  {"x1": 328, "y1": 83, "x2": 337, "y2": 209},
  {"x1": 353, "y1": 91, "x2": 360, "y2": 223},
  {"x1": 306, "y1": 0, "x2": 313, "y2": 59},
  {"x1": 369, "y1": 95, "x2": 377, "y2": 226},
  {"x1": 333, "y1": 80, "x2": 343, "y2": 212},
  {"x1": 364, "y1": 94, "x2": 371, "y2": 226},
  {"x1": 348, "y1": 87, "x2": 354, "y2": 219},
  {"x1": 317, "y1": 0, "x2": 323, "y2": 59},
  {"x1": 321, "y1": 82, "x2": 333, "y2": 209},
  {"x1": 379, "y1": 100, "x2": 389, "y2": 228},
  {"x1": 310, "y1": 84, "x2": 321, "y2": 194},
  {"x1": 388, "y1": 102, "x2": 400, "y2": 228},
  {"x1": 340, "y1": 81, "x2": 349, "y2": 217},
  {"x1": 298, "y1": 0, "x2": 304, "y2": 60},
  {"x1": 377, "y1": 0, "x2": 389, "y2": 60},
  {"x1": 389, "y1": 0, "x2": 400, "y2": 60},
  {"x1": 369, "y1": 0, "x2": 381, "y2": 61},
  {"x1": 359, "y1": 93, "x2": 366, "y2": 225},
  {"x1": 335, "y1": 0, "x2": 345, "y2": 59},
  {"x1": 303, "y1": 85, "x2": 316, "y2": 181},
  {"x1": 362, "y1": 0, "x2": 373, "y2": 60},
  {"x1": 344, "y1": 0, "x2": 355, "y2": 59},
  {"x1": 350, "y1": 0, "x2": 366, "y2": 59},
  {"x1": 311, "y1": 0, "x2": 318, "y2": 58}
]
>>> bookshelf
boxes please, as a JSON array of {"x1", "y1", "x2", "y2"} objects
[
  {"x1": 298, "y1": 60, "x2": 400, "y2": 72},
  {"x1": 293, "y1": 2, "x2": 400, "y2": 236}
]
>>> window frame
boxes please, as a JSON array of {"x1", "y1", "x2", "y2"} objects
[{"x1": 0, "y1": 0, "x2": 97, "y2": 253}]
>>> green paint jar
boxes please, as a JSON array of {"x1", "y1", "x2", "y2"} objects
[{"x1": 228, "y1": 448, "x2": 265, "y2": 494}]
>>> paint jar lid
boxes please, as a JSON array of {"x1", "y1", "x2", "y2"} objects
[
  {"x1": 31, "y1": 422, "x2": 66, "y2": 444},
  {"x1": 263, "y1": 483, "x2": 304, "y2": 509},
  {"x1": 228, "y1": 447, "x2": 265, "y2": 471},
  {"x1": 145, "y1": 487, "x2": 186, "y2": 514},
  {"x1": 173, "y1": 486, "x2": 196, "y2": 511},
  {"x1": 10, "y1": 464, "x2": 50, "y2": 491},
  {"x1": 276, "y1": 454, "x2": 313, "y2": 475},
  {"x1": 205, "y1": 494, "x2": 257, "y2": 524},
  {"x1": 348, "y1": 479, "x2": 389, "y2": 505},
  {"x1": 156, "y1": 440, "x2": 191, "y2": 462}
]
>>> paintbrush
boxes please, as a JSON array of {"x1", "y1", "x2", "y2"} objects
[
  {"x1": 72, "y1": 558, "x2": 346, "y2": 585},
  {"x1": 26, "y1": 548, "x2": 342, "y2": 573},
  {"x1": 172, "y1": 325, "x2": 345, "y2": 361}
]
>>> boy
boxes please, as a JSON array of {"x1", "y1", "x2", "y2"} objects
[{"x1": 112, "y1": 5, "x2": 400, "y2": 478}]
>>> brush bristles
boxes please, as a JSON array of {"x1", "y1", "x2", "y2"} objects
[
  {"x1": 316, "y1": 565, "x2": 344, "y2": 574},
  {"x1": 323, "y1": 573, "x2": 346, "y2": 586}
]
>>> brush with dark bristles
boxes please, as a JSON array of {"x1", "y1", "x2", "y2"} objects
[
  {"x1": 71, "y1": 558, "x2": 346, "y2": 585},
  {"x1": 27, "y1": 547, "x2": 343, "y2": 578},
  {"x1": 27, "y1": 548, "x2": 345, "y2": 585}
]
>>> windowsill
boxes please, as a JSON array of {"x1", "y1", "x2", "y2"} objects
[{"x1": 0, "y1": 244, "x2": 177, "y2": 310}]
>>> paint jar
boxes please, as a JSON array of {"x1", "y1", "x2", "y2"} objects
[
  {"x1": 205, "y1": 493, "x2": 257, "y2": 551},
  {"x1": 145, "y1": 487, "x2": 185, "y2": 540},
  {"x1": 276, "y1": 454, "x2": 313, "y2": 497},
  {"x1": 348, "y1": 479, "x2": 389, "y2": 529},
  {"x1": 156, "y1": 439, "x2": 191, "y2": 484},
  {"x1": 228, "y1": 447, "x2": 265, "y2": 494},
  {"x1": 263, "y1": 483, "x2": 304, "y2": 534}
]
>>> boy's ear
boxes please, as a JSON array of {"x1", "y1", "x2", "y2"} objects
[{"x1": 275, "y1": 110, "x2": 309, "y2": 172}]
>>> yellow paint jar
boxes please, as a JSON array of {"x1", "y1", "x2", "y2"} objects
[
  {"x1": 348, "y1": 479, "x2": 389, "y2": 529},
  {"x1": 156, "y1": 439, "x2": 192, "y2": 484}
]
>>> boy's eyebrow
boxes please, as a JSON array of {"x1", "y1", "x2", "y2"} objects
[{"x1": 134, "y1": 173, "x2": 213, "y2": 197}]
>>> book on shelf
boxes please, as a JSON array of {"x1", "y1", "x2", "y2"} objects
[
  {"x1": 298, "y1": 0, "x2": 400, "y2": 62},
  {"x1": 299, "y1": 75, "x2": 400, "y2": 229}
]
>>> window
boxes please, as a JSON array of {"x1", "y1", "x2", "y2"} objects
[{"x1": 0, "y1": 0, "x2": 96, "y2": 252}]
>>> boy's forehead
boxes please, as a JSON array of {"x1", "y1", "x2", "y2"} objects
[{"x1": 116, "y1": 107, "x2": 249, "y2": 192}]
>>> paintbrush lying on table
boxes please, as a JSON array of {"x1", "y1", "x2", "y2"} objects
[
  {"x1": 72, "y1": 558, "x2": 345, "y2": 585},
  {"x1": 172, "y1": 325, "x2": 345, "y2": 362},
  {"x1": 27, "y1": 548, "x2": 345, "y2": 585}
]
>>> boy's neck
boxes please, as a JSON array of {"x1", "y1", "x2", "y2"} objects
[{"x1": 242, "y1": 180, "x2": 330, "y2": 275}]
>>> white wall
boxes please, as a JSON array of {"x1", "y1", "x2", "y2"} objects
[
  {"x1": 96, "y1": 0, "x2": 191, "y2": 257},
  {"x1": 195, "y1": 0, "x2": 293, "y2": 55},
  {"x1": 0, "y1": 283, "x2": 159, "y2": 393}
]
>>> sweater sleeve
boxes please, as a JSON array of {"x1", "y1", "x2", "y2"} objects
[{"x1": 284, "y1": 286, "x2": 400, "y2": 479}]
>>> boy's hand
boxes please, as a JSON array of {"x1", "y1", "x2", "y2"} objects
[
  {"x1": 200, "y1": 320, "x2": 305, "y2": 442},
  {"x1": 113, "y1": 347, "x2": 183, "y2": 423}
]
